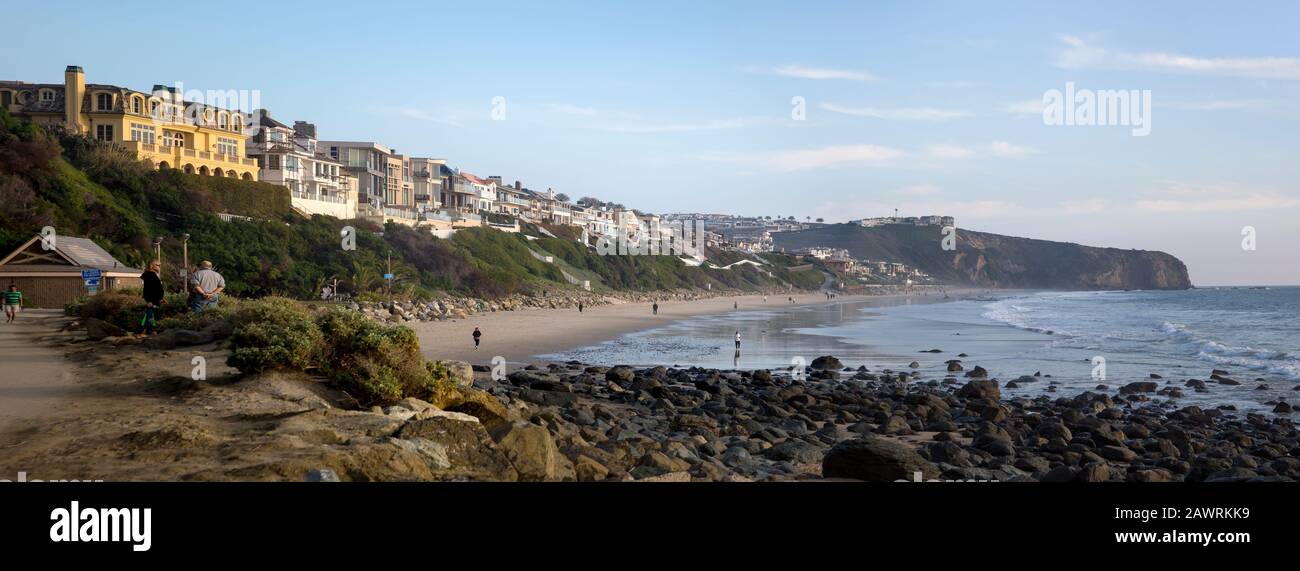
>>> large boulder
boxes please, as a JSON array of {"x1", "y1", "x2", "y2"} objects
[
  {"x1": 1119, "y1": 381, "x2": 1159, "y2": 395},
  {"x1": 431, "y1": 388, "x2": 515, "y2": 432},
  {"x1": 956, "y1": 380, "x2": 1001, "y2": 402},
  {"x1": 491, "y1": 421, "x2": 575, "y2": 482},
  {"x1": 396, "y1": 411, "x2": 518, "y2": 481},
  {"x1": 763, "y1": 439, "x2": 827, "y2": 464},
  {"x1": 438, "y1": 360, "x2": 474, "y2": 388},
  {"x1": 605, "y1": 366, "x2": 635, "y2": 383},
  {"x1": 810, "y1": 356, "x2": 843, "y2": 371},
  {"x1": 822, "y1": 437, "x2": 940, "y2": 481}
]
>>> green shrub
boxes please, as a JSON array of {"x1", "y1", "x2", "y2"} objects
[
  {"x1": 316, "y1": 309, "x2": 432, "y2": 406},
  {"x1": 226, "y1": 297, "x2": 324, "y2": 373}
]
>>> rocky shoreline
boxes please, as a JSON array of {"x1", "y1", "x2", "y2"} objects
[
  {"x1": 17, "y1": 310, "x2": 1298, "y2": 483},
  {"x1": 464, "y1": 356, "x2": 1299, "y2": 482}
]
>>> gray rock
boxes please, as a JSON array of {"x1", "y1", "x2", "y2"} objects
[{"x1": 822, "y1": 437, "x2": 940, "y2": 481}]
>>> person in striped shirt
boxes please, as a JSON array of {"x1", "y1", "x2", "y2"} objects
[{"x1": 3, "y1": 284, "x2": 22, "y2": 324}]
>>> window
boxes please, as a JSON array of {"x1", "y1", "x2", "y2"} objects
[
  {"x1": 216, "y1": 137, "x2": 238, "y2": 156},
  {"x1": 218, "y1": 112, "x2": 227, "y2": 129},
  {"x1": 231, "y1": 115, "x2": 241, "y2": 133},
  {"x1": 96, "y1": 93, "x2": 112, "y2": 111},
  {"x1": 268, "y1": 155, "x2": 280, "y2": 170},
  {"x1": 1, "y1": 91, "x2": 10, "y2": 107},
  {"x1": 130, "y1": 123, "x2": 155, "y2": 144},
  {"x1": 132, "y1": 97, "x2": 143, "y2": 114},
  {"x1": 95, "y1": 124, "x2": 114, "y2": 141},
  {"x1": 161, "y1": 130, "x2": 185, "y2": 148},
  {"x1": 40, "y1": 90, "x2": 54, "y2": 101}
]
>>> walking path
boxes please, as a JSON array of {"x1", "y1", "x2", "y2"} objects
[{"x1": 0, "y1": 310, "x2": 79, "y2": 439}]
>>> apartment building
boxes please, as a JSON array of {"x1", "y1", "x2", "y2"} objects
[
  {"x1": 408, "y1": 157, "x2": 447, "y2": 213},
  {"x1": 245, "y1": 114, "x2": 355, "y2": 219},
  {"x1": 1, "y1": 65, "x2": 258, "y2": 179}
]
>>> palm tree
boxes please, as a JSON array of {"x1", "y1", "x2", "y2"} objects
[{"x1": 350, "y1": 263, "x2": 380, "y2": 293}]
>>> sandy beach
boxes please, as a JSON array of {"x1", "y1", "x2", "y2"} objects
[{"x1": 411, "y1": 290, "x2": 968, "y2": 366}]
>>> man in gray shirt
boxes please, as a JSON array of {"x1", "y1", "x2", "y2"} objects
[{"x1": 189, "y1": 260, "x2": 226, "y2": 313}]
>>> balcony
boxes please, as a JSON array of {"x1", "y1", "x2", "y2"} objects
[{"x1": 292, "y1": 189, "x2": 349, "y2": 204}]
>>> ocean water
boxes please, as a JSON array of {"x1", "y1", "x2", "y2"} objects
[{"x1": 541, "y1": 288, "x2": 1300, "y2": 414}]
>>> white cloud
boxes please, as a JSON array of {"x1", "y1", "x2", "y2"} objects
[
  {"x1": 740, "y1": 64, "x2": 876, "y2": 82},
  {"x1": 595, "y1": 118, "x2": 751, "y2": 133},
  {"x1": 1055, "y1": 35, "x2": 1108, "y2": 69},
  {"x1": 925, "y1": 142, "x2": 1037, "y2": 159},
  {"x1": 705, "y1": 140, "x2": 1038, "y2": 172},
  {"x1": 1006, "y1": 99, "x2": 1045, "y2": 115},
  {"x1": 925, "y1": 144, "x2": 976, "y2": 159},
  {"x1": 704, "y1": 144, "x2": 905, "y2": 171},
  {"x1": 1126, "y1": 52, "x2": 1300, "y2": 80},
  {"x1": 1062, "y1": 198, "x2": 1109, "y2": 214},
  {"x1": 1163, "y1": 99, "x2": 1277, "y2": 111},
  {"x1": 543, "y1": 103, "x2": 603, "y2": 117},
  {"x1": 988, "y1": 141, "x2": 1037, "y2": 158},
  {"x1": 1055, "y1": 35, "x2": 1300, "y2": 80},
  {"x1": 926, "y1": 80, "x2": 979, "y2": 88},
  {"x1": 1134, "y1": 182, "x2": 1300, "y2": 212},
  {"x1": 820, "y1": 102, "x2": 971, "y2": 121}
]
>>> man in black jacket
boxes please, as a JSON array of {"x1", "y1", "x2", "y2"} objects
[{"x1": 140, "y1": 260, "x2": 165, "y2": 336}]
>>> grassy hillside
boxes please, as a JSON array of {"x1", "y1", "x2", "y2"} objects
[
  {"x1": 0, "y1": 110, "x2": 823, "y2": 299},
  {"x1": 773, "y1": 223, "x2": 1191, "y2": 290}
]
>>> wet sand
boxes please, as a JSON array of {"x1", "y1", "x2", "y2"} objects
[{"x1": 412, "y1": 291, "x2": 972, "y2": 366}]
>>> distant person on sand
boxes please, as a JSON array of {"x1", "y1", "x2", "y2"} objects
[
  {"x1": 472, "y1": 327, "x2": 482, "y2": 349},
  {"x1": 140, "y1": 260, "x2": 165, "y2": 336},
  {"x1": 3, "y1": 284, "x2": 22, "y2": 324},
  {"x1": 652, "y1": 302, "x2": 659, "y2": 315},
  {"x1": 763, "y1": 295, "x2": 767, "y2": 303},
  {"x1": 189, "y1": 261, "x2": 226, "y2": 313},
  {"x1": 578, "y1": 301, "x2": 584, "y2": 313},
  {"x1": 734, "y1": 330, "x2": 741, "y2": 350},
  {"x1": 734, "y1": 300, "x2": 738, "y2": 309}
]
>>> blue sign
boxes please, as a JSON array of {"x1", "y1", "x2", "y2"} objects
[
  {"x1": 81, "y1": 268, "x2": 102, "y2": 280},
  {"x1": 83, "y1": 278, "x2": 101, "y2": 287},
  {"x1": 383, "y1": 273, "x2": 394, "y2": 280}
]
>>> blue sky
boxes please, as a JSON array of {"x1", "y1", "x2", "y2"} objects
[{"x1": 4, "y1": 0, "x2": 1298, "y2": 285}]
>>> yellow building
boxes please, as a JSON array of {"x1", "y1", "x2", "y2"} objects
[{"x1": 0, "y1": 65, "x2": 258, "y2": 180}]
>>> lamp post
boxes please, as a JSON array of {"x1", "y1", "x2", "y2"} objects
[
  {"x1": 152, "y1": 236, "x2": 164, "y2": 291},
  {"x1": 181, "y1": 233, "x2": 190, "y2": 293}
]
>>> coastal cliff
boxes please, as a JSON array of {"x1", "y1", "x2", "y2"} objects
[{"x1": 772, "y1": 223, "x2": 1192, "y2": 290}]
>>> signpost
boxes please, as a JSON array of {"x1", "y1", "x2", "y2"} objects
[{"x1": 82, "y1": 268, "x2": 101, "y2": 295}]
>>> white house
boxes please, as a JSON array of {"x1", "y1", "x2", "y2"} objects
[{"x1": 246, "y1": 113, "x2": 356, "y2": 219}]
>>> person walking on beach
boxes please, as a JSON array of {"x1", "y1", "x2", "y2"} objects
[
  {"x1": 472, "y1": 327, "x2": 482, "y2": 349},
  {"x1": 140, "y1": 260, "x2": 165, "y2": 336},
  {"x1": 734, "y1": 300, "x2": 738, "y2": 309},
  {"x1": 763, "y1": 295, "x2": 767, "y2": 303},
  {"x1": 578, "y1": 301, "x2": 584, "y2": 313},
  {"x1": 652, "y1": 301, "x2": 659, "y2": 315},
  {"x1": 3, "y1": 284, "x2": 22, "y2": 324},
  {"x1": 189, "y1": 261, "x2": 226, "y2": 313},
  {"x1": 734, "y1": 330, "x2": 741, "y2": 351}
]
